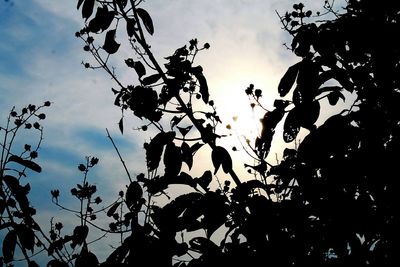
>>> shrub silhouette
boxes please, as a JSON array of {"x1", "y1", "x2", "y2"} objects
[{"x1": 1, "y1": 0, "x2": 400, "y2": 266}]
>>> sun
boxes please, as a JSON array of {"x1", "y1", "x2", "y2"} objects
[{"x1": 215, "y1": 92, "x2": 265, "y2": 160}]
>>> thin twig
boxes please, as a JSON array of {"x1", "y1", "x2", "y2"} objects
[{"x1": 106, "y1": 128, "x2": 132, "y2": 183}]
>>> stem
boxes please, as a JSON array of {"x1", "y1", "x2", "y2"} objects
[
  {"x1": 106, "y1": 128, "x2": 132, "y2": 183},
  {"x1": 0, "y1": 109, "x2": 12, "y2": 176}
]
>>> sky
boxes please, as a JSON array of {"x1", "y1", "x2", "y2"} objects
[{"x1": 0, "y1": 0, "x2": 344, "y2": 264}]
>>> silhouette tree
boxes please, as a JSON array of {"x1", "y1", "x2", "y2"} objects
[
  {"x1": 1, "y1": 0, "x2": 400, "y2": 266},
  {"x1": 1, "y1": 103, "x2": 51, "y2": 267}
]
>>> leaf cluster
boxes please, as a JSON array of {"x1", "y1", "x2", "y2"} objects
[{"x1": 3, "y1": 1, "x2": 400, "y2": 267}]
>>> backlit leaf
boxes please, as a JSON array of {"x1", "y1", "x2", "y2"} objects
[
  {"x1": 47, "y1": 260, "x2": 69, "y2": 267},
  {"x1": 28, "y1": 261, "x2": 40, "y2": 267},
  {"x1": 190, "y1": 142, "x2": 204, "y2": 154},
  {"x1": 212, "y1": 146, "x2": 232, "y2": 174},
  {"x1": 283, "y1": 108, "x2": 301, "y2": 143},
  {"x1": 17, "y1": 224, "x2": 35, "y2": 251},
  {"x1": 77, "y1": 0, "x2": 84, "y2": 9},
  {"x1": 327, "y1": 90, "x2": 345, "y2": 105},
  {"x1": 181, "y1": 142, "x2": 193, "y2": 169},
  {"x1": 145, "y1": 131, "x2": 175, "y2": 171},
  {"x1": 278, "y1": 62, "x2": 300, "y2": 97},
  {"x1": 3, "y1": 175, "x2": 19, "y2": 193},
  {"x1": 88, "y1": 6, "x2": 114, "y2": 33},
  {"x1": 164, "y1": 142, "x2": 182, "y2": 177},
  {"x1": 107, "y1": 201, "x2": 121, "y2": 217},
  {"x1": 136, "y1": 8, "x2": 154, "y2": 35},
  {"x1": 8, "y1": 155, "x2": 42, "y2": 173},
  {"x1": 2, "y1": 230, "x2": 17, "y2": 263},
  {"x1": 196, "y1": 170, "x2": 212, "y2": 190},
  {"x1": 103, "y1": 29, "x2": 120, "y2": 54},
  {"x1": 142, "y1": 73, "x2": 162, "y2": 85},
  {"x1": 177, "y1": 125, "x2": 192, "y2": 137},
  {"x1": 125, "y1": 59, "x2": 146, "y2": 78},
  {"x1": 75, "y1": 250, "x2": 99, "y2": 267},
  {"x1": 298, "y1": 101, "x2": 320, "y2": 129},
  {"x1": 126, "y1": 18, "x2": 136, "y2": 37},
  {"x1": 170, "y1": 116, "x2": 183, "y2": 129},
  {"x1": 118, "y1": 117, "x2": 124, "y2": 134},
  {"x1": 72, "y1": 225, "x2": 89, "y2": 247},
  {"x1": 191, "y1": 70, "x2": 209, "y2": 104},
  {"x1": 257, "y1": 107, "x2": 286, "y2": 158},
  {"x1": 189, "y1": 237, "x2": 219, "y2": 254},
  {"x1": 126, "y1": 181, "x2": 143, "y2": 211},
  {"x1": 82, "y1": 0, "x2": 95, "y2": 20},
  {"x1": 163, "y1": 172, "x2": 197, "y2": 189}
]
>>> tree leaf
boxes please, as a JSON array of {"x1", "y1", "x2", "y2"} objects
[
  {"x1": 283, "y1": 108, "x2": 301, "y2": 143},
  {"x1": 126, "y1": 18, "x2": 136, "y2": 37},
  {"x1": 136, "y1": 8, "x2": 154, "y2": 35},
  {"x1": 297, "y1": 101, "x2": 320, "y2": 130},
  {"x1": 236, "y1": 179, "x2": 271, "y2": 197},
  {"x1": 201, "y1": 192, "x2": 228, "y2": 237},
  {"x1": 196, "y1": 170, "x2": 212, "y2": 190},
  {"x1": 327, "y1": 90, "x2": 345, "y2": 105},
  {"x1": 0, "y1": 199, "x2": 6, "y2": 214},
  {"x1": 72, "y1": 225, "x2": 89, "y2": 247},
  {"x1": 181, "y1": 142, "x2": 204, "y2": 170},
  {"x1": 77, "y1": 0, "x2": 84, "y2": 10},
  {"x1": 177, "y1": 125, "x2": 192, "y2": 137},
  {"x1": 75, "y1": 250, "x2": 99, "y2": 267},
  {"x1": 3, "y1": 175, "x2": 19, "y2": 193},
  {"x1": 170, "y1": 116, "x2": 183, "y2": 129},
  {"x1": 164, "y1": 142, "x2": 182, "y2": 177},
  {"x1": 28, "y1": 261, "x2": 40, "y2": 267},
  {"x1": 257, "y1": 106, "x2": 286, "y2": 158},
  {"x1": 125, "y1": 59, "x2": 146, "y2": 78},
  {"x1": 191, "y1": 70, "x2": 209, "y2": 104},
  {"x1": 99, "y1": 8, "x2": 115, "y2": 32},
  {"x1": 134, "y1": 61, "x2": 146, "y2": 78},
  {"x1": 88, "y1": 6, "x2": 114, "y2": 33},
  {"x1": 142, "y1": 73, "x2": 162, "y2": 85},
  {"x1": 278, "y1": 62, "x2": 300, "y2": 97},
  {"x1": 103, "y1": 29, "x2": 120, "y2": 54},
  {"x1": 118, "y1": 117, "x2": 124, "y2": 134},
  {"x1": 189, "y1": 237, "x2": 220, "y2": 254},
  {"x1": 165, "y1": 172, "x2": 197, "y2": 188},
  {"x1": 17, "y1": 224, "x2": 35, "y2": 252},
  {"x1": 156, "y1": 192, "x2": 202, "y2": 231},
  {"x1": 82, "y1": 0, "x2": 95, "y2": 21},
  {"x1": 211, "y1": 146, "x2": 232, "y2": 174},
  {"x1": 8, "y1": 155, "x2": 42, "y2": 173},
  {"x1": 2, "y1": 230, "x2": 17, "y2": 263},
  {"x1": 104, "y1": 242, "x2": 129, "y2": 265},
  {"x1": 190, "y1": 142, "x2": 204, "y2": 154},
  {"x1": 145, "y1": 131, "x2": 175, "y2": 171},
  {"x1": 181, "y1": 142, "x2": 193, "y2": 170},
  {"x1": 47, "y1": 260, "x2": 69, "y2": 267},
  {"x1": 107, "y1": 201, "x2": 121, "y2": 217},
  {"x1": 125, "y1": 181, "x2": 143, "y2": 211},
  {"x1": 294, "y1": 59, "x2": 320, "y2": 102}
]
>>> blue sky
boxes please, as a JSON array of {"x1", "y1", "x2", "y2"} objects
[{"x1": 0, "y1": 0, "x2": 343, "y2": 264}]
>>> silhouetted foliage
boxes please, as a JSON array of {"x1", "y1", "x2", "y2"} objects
[
  {"x1": 1, "y1": 103, "x2": 50, "y2": 266},
  {"x1": 2, "y1": 0, "x2": 400, "y2": 266}
]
